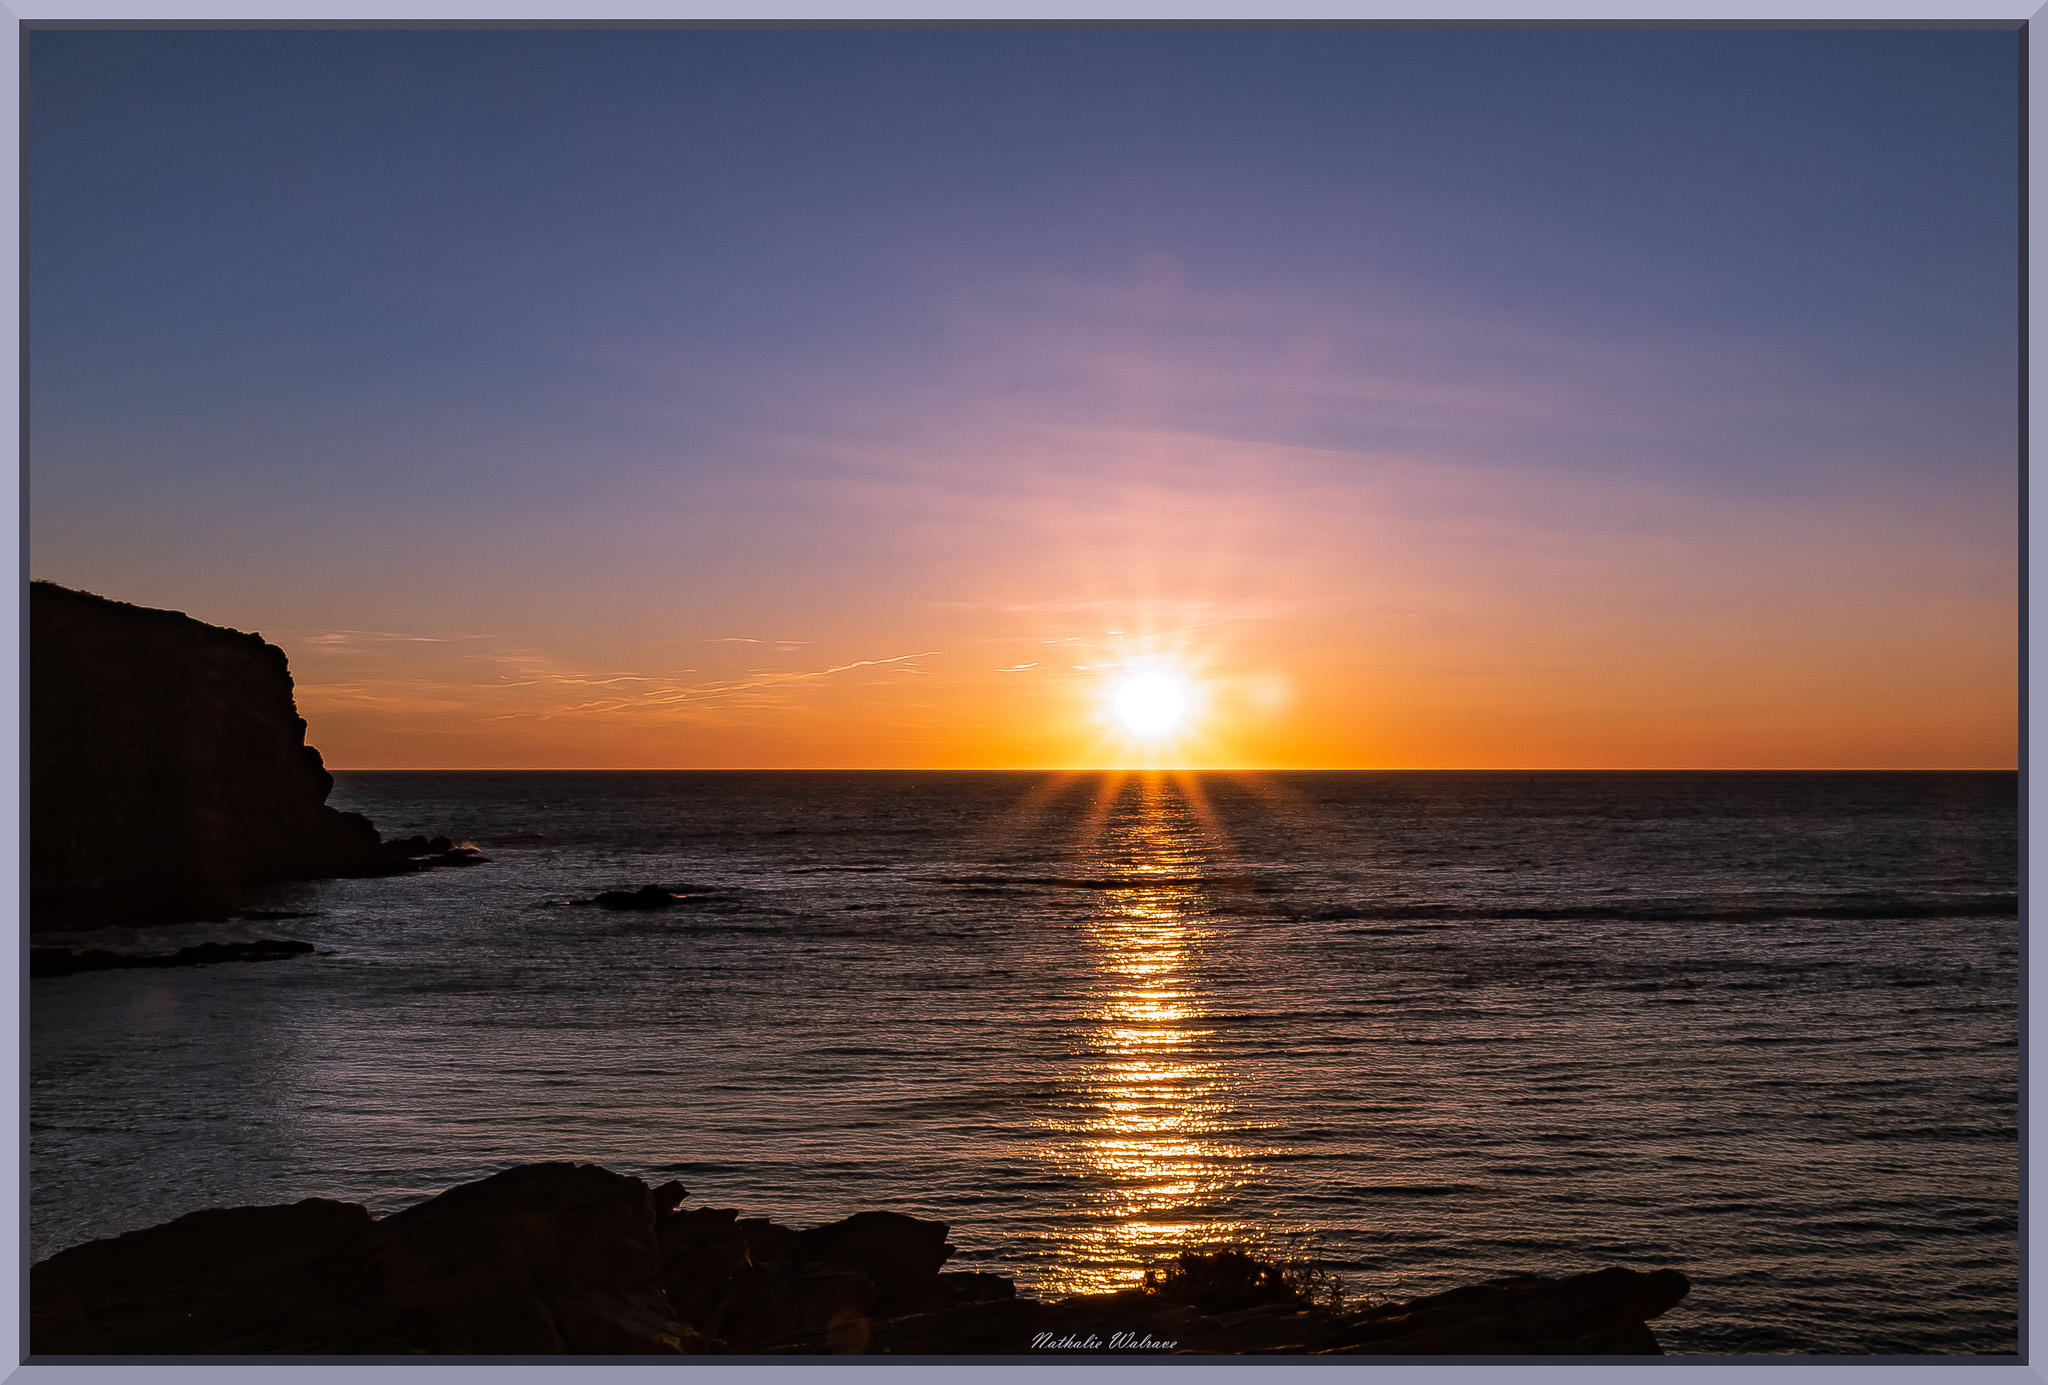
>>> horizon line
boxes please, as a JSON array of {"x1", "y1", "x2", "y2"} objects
[{"x1": 323, "y1": 765, "x2": 2022, "y2": 773}]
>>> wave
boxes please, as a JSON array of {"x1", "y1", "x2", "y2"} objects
[
  {"x1": 930, "y1": 872, "x2": 2015, "y2": 923},
  {"x1": 1295, "y1": 894, "x2": 2018, "y2": 924},
  {"x1": 942, "y1": 873, "x2": 1283, "y2": 893}
]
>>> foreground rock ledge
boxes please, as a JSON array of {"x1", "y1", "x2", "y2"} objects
[{"x1": 32, "y1": 1163, "x2": 1690, "y2": 1356}]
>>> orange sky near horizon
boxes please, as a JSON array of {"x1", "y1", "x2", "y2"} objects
[
  {"x1": 285, "y1": 624, "x2": 2016, "y2": 773},
  {"x1": 271, "y1": 419, "x2": 2014, "y2": 773}
]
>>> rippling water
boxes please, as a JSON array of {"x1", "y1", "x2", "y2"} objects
[{"x1": 30, "y1": 771, "x2": 2018, "y2": 1354}]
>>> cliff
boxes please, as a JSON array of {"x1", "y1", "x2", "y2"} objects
[
  {"x1": 29, "y1": 1162, "x2": 1692, "y2": 1356},
  {"x1": 30, "y1": 581, "x2": 391, "y2": 931}
]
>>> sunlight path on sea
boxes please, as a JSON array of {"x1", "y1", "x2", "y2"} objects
[{"x1": 1036, "y1": 773, "x2": 1273, "y2": 1295}]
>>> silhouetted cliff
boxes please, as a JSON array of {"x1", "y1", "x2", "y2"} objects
[{"x1": 30, "y1": 581, "x2": 391, "y2": 931}]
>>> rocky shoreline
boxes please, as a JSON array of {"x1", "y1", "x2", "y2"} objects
[{"x1": 32, "y1": 1162, "x2": 1690, "y2": 1356}]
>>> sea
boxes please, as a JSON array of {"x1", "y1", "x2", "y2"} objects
[{"x1": 28, "y1": 770, "x2": 2020, "y2": 1355}]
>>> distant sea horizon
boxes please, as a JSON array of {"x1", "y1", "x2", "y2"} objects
[{"x1": 319, "y1": 765, "x2": 2022, "y2": 773}]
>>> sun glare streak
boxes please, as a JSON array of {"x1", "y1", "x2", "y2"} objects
[
  {"x1": 961, "y1": 770, "x2": 1090, "y2": 853},
  {"x1": 1212, "y1": 770, "x2": 1362, "y2": 867},
  {"x1": 1031, "y1": 770, "x2": 1284, "y2": 1296},
  {"x1": 965, "y1": 766, "x2": 1352, "y2": 1292},
  {"x1": 1081, "y1": 771, "x2": 1133, "y2": 841},
  {"x1": 967, "y1": 765, "x2": 1357, "y2": 1294}
]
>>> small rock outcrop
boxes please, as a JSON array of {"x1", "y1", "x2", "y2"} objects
[
  {"x1": 29, "y1": 938, "x2": 318, "y2": 979},
  {"x1": 29, "y1": 582, "x2": 476, "y2": 932},
  {"x1": 381, "y1": 836, "x2": 489, "y2": 869},
  {"x1": 30, "y1": 1162, "x2": 1692, "y2": 1356},
  {"x1": 567, "y1": 886, "x2": 682, "y2": 910}
]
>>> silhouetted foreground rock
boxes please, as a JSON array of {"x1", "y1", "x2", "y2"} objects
[
  {"x1": 30, "y1": 582, "x2": 484, "y2": 931},
  {"x1": 31, "y1": 1163, "x2": 1689, "y2": 1356},
  {"x1": 29, "y1": 938, "x2": 317, "y2": 978}
]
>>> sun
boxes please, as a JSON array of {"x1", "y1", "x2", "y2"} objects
[{"x1": 1110, "y1": 671, "x2": 1196, "y2": 740}]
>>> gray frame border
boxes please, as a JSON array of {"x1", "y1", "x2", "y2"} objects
[{"x1": 2, "y1": 7, "x2": 2034, "y2": 1384}]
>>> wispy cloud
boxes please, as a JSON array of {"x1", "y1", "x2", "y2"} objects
[
  {"x1": 291, "y1": 634, "x2": 941, "y2": 729},
  {"x1": 301, "y1": 630, "x2": 485, "y2": 648}
]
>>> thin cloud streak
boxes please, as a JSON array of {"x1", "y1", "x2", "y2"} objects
[{"x1": 293, "y1": 635, "x2": 942, "y2": 731}]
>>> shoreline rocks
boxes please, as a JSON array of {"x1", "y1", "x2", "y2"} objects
[{"x1": 31, "y1": 1162, "x2": 1690, "y2": 1357}]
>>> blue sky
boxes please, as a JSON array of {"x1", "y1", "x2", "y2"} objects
[{"x1": 27, "y1": 28, "x2": 2019, "y2": 767}]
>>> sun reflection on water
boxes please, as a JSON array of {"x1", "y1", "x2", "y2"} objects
[{"x1": 1036, "y1": 772, "x2": 1274, "y2": 1296}]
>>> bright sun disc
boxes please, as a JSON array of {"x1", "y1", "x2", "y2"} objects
[{"x1": 1112, "y1": 672, "x2": 1192, "y2": 739}]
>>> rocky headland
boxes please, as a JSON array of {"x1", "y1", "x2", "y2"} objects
[
  {"x1": 30, "y1": 581, "x2": 480, "y2": 934},
  {"x1": 31, "y1": 1162, "x2": 1690, "y2": 1357}
]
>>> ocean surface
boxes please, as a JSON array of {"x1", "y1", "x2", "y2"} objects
[{"x1": 29, "y1": 770, "x2": 2019, "y2": 1355}]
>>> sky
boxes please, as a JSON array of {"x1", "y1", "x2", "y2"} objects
[{"x1": 28, "y1": 26, "x2": 2019, "y2": 769}]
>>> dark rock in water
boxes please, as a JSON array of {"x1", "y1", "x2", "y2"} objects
[
  {"x1": 30, "y1": 939, "x2": 317, "y2": 979},
  {"x1": 163, "y1": 939, "x2": 317, "y2": 968},
  {"x1": 29, "y1": 1161, "x2": 1691, "y2": 1357},
  {"x1": 586, "y1": 885, "x2": 681, "y2": 910},
  {"x1": 29, "y1": 582, "x2": 482, "y2": 933},
  {"x1": 382, "y1": 835, "x2": 447, "y2": 857},
  {"x1": 382, "y1": 835, "x2": 490, "y2": 868}
]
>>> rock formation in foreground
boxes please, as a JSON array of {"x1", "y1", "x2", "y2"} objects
[
  {"x1": 31, "y1": 1162, "x2": 1691, "y2": 1356},
  {"x1": 30, "y1": 582, "x2": 477, "y2": 932}
]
